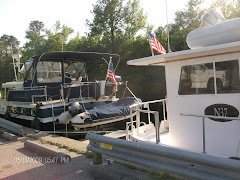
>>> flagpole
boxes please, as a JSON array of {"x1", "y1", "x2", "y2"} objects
[
  {"x1": 147, "y1": 31, "x2": 154, "y2": 56},
  {"x1": 165, "y1": 0, "x2": 171, "y2": 53},
  {"x1": 105, "y1": 57, "x2": 111, "y2": 82}
]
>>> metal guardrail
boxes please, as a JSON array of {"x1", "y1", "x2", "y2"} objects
[
  {"x1": 86, "y1": 133, "x2": 240, "y2": 180},
  {"x1": 0, "y1": 117, "x2": 23, "y2": 135}
]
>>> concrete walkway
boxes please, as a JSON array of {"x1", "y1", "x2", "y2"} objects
[{"x1": 0, "y1": 136, "x2": 157, "y2": 180}]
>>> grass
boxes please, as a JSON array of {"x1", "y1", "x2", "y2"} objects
[
  {"x1": 150, "y1": 171, "x2": 179, "y2": 180},
  {"x1": 85, "y1": 152, "x2": 94, "y2": 159},
  {"x1": 123, "y1": 164, "x2": 137, "y2": 169},
  {"x1": 23, "y1": 133, "x2": 84, "y2": 155}
]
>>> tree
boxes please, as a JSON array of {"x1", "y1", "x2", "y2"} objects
[
  {"x1": 0, "y1": 35, "x2": 19, "y2": 85},
  {"x1": 87, "y1": 0, "x2": 146, "y2": 53},
  {"x1": 154, "y1": 0, "x2": 204, "y2": 52},
  {"x1": 25, "y1": 20, "x2": 44, "y2": 39},
  {"x1": 87, "y1": 0, "x2": 124, "y2": 53},
  {"x1": 23, "y1": 20, "x2": 46, "y2": 58},
  {"x1": 211, "y1": 0, "x2": 240, "y2": 18},
  {"x1": 45, "y1": 21, "x2": 74, "y2": 51},
  {"x1": 122, "y1": 0, "x2": 146, "y2": 39},
  {"x1": 0, "y1": 34, "x2": 19, "y2": 57}
]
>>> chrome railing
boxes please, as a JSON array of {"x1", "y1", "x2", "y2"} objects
[
  {"x1": 128, "y1": 99, "x2": 167, "y2": 144},
  {"x1": 31, "y1": 86, "x2": 48, "y2": 104}
]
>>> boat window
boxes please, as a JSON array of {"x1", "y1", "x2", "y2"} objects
[
  {"x1": 216, "y1": 60, "x2": 240, "y2": 94},
  {"x1": 179, "y1": 63, "x2": 214, "y2": 95},
  {"x1": 19, "y1": 60, "x2": 33, "y2": 80},
  {"x1": 27, "y1": 68, "x2": 33, "y2": 80},
  {"x1": 64, "y1": 61, "x2": 85, "y2": 82},
  {"x1": 37, "y1": 61, "x2": 62, "y2": 83}
]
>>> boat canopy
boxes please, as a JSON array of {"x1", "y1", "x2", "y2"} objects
[{"x1": 32, "y1": 51, "x2": 120, "y2": 62}]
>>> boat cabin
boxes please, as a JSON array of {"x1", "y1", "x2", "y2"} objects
[
  {"x1": 127, "y1": 41, "x2": 240, "y2": 158},
  {"x1": 5, "y1": 52, "x2": 119, "y2": 103}
]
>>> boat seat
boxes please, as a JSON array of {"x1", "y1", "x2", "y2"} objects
[
  {"x1": 51, "y1": 76, "x2": 62, "y2": 83},
  {"x1": 134, "y1": 123, "x2": 155, "y2": 138}
]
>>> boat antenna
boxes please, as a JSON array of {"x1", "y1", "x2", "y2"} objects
[
  {"x1": 102, "y1": 57, "x2": 108, "y2": 65},
  {"x1": 114, "y1": 55, "x2": 120, "y2": 72},
  {"x1": 62, "y1": 31, "x2": 65, "y2": 52},
  {"x1": 165, "y1": 0, "x2": 171, "y2": 53}
]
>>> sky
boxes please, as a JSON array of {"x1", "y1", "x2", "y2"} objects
[{"x1": 0, "y1": 0, "x2": 212, "y2": 47}]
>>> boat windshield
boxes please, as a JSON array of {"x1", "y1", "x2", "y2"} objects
[
  {"x1": 37, "y1": 61, "x2": 62, "y2": 83},
  {"x1": 19, "y1": 60, "x2": 33, "y2": 79},
  {"x1": 36, "y1": 60, "x2": 86, "y2": 83},
  {"x1": 63, "y1": 60, "x2": 85, "y2": 82}
]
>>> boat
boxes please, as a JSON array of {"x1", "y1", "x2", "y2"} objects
[
  {"x1": 126, "y1": 10, "x2": 240, "y2": 158},
  {"x1": 0, "y1": 51, "x2": 127, "y2": 131},
  {"x1": 68, "y1": 97, "x2": 141, "y2": 129},
  {"x1": 186, "y1": 8, "x2": 240, "y2": 49}
]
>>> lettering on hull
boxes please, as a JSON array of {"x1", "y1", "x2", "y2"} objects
[{"x1": 205, "y1": 104, "x2": 239, "y2": 122}]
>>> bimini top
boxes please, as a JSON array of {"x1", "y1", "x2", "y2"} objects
[
  {"x1": 127, "y1": 41, "x2": 240, "y2": 66},
  {"x1": 32, "y1": 51, "x2": 120, "y2": 62}
]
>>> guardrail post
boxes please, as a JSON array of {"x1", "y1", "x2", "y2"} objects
[
  {"x1": 93, "y1": 152, "x2": 102, "y2": 165},
  {"x1": 154, "y1": 112, "x2": 160, "y2": 144}
]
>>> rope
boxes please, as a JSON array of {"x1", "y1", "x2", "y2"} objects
[
  {"x1": 126, "y1": 86, "x2": 141, "y2": 104},
  {"x1": 121, "y1": 83, "x2": 127, "y2": 99}
]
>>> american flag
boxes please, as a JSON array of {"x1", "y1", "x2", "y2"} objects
[
  {"x1": 148, "y1": 31, "x2": 166, "y2": 54},
  {"x1": 106, "y1": 59, "x2": 117, "y2": 84}
]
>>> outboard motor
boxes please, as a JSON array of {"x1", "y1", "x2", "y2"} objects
[
  {"x1": 68, "y1": 102, "x2": 83, "y2": 116},
  {"x1": 56, "y1": 102, "x2": 83, "y2": 124}
]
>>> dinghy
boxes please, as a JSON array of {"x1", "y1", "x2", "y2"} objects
[{"x1": 187, "y1": 8, "x2": 240, "y2": 49}]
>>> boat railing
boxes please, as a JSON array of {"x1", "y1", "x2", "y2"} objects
[
  {"x1": 180, "y1": 113, "x2": 240, "y2": 154},
  {"x1": 127, "y1": 99, "x2": 167, "y2": 144},
  {"x1": 63, "y1": 81, "x2": 123, "y2": 100},
  {"x1": 7, "y1": 85, "x2": 48, "y2": 104},
  {"x1": 31, "y1": 86, "x2": 48, "y2": 104}
]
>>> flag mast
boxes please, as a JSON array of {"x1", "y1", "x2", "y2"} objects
[
  {"x1": 165, "y1": 0, "x2": 171, "y2": 53},
  {"x1": 147, "y1": 31, "x2": 154, "y2": 56}
]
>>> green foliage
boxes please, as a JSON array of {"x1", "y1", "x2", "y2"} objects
[
  {"x1": 87, "y1": 0, "x2": 147, "y2": 53},
  {"x1": 150, "y1": 171, "x2": 178, "y2": 180},
  {"x1": 170, "y1": 0, "x2": 205, "y2": 51},
  {"x1": 45, "y1": 21, "x2": 74, "y2": 52},
  {"x1": 0, "y1": 35, "x2": 19, "y2": 86},
  {"x1": 23, "y1": 20, "x2": 46, "y2": 59},
  {"x1": 211, "y1": 0, "x2": 240, "y2": 18},
  {"x1": 25, "y1": 20, "x2": 44, "y2": 39},
  {"x1": 123, "y1": 163, "x2": 137, "y2": 169}
]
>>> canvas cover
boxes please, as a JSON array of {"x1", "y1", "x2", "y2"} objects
[{"x1": 87, "y1": 97, "x2": 141, "y2": 120}]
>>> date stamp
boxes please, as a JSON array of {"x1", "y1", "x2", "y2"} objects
[
  {"x1": 14, "y1": 156, "x2": 70, "y2": 164},
  {"x1": 14, "y1": 157, "x2": 43, "y2": 164}
]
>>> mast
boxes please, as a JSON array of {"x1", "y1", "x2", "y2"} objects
[
  {"x1": 147, "y1": 31, "x2": 154, "y2": 56},
  {"x1": 165, "y1": 0, "x2": 171, "y2": 53}
]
